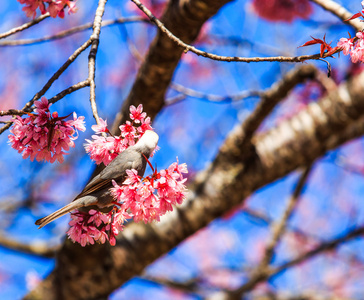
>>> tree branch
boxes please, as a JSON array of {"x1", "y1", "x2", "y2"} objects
[
  {"x1": 0, "y1": 13, "x2": 50, "y2": 40},
  {"x1": 88, "y1": 0, "x2": 108, "y2": 125},
  {"x1": 168, "y1": 82, "x2": 262, "y2": 104},
  {"x1": 128, "y1": 0, "x2": 339, "y2": 66},
  {"x1": 0, "y1": 17, "x2": 148, "y2": 46}
]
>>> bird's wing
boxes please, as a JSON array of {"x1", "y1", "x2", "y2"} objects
[
  {"x1": 74, "y1": 149, "x2": 137, "y2": 200},
  {"x1": 74, "y1": 175, "x2": 112, "y2": 199},
  {"x1": 99, "y1": 149, "x2": 138, "y2": 180}
]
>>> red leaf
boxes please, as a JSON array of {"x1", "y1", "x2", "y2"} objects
[
  {"x1": 344, "y1": 12, "x2": 362, "y2": 22},
  {"x1": 320, "y1": 44, "x2": 325, "y2": 57},
  {"x1": 299, "y1": 38, "x2": 323, "y2": 48}
]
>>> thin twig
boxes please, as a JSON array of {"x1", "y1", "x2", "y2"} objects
[
  {"x1": 309, "y1": 0, "x2": 363, "y2": 31},
  {"x1": 0, "y1": 109, "x2": 27, "y2": 117},
  {"x1": 117, "y1": 14, "x2": 145, "y2": 62},
  {"x1": 165, "y1": 94, "x2": 187, "y2": 105},
  {"x1": 130, "y1": 0, "x2": 338, "y2": 64},
  {"x1": 88, "y1": 0, "x2": 108, "y2": 125},
  {"x1": 168, "y1": 82, "x2": 261, "y2": 105},
  {"x1": 0, "y1": 17, "x2": 149, "y2": 47},
  {"x1": 0, "y1": 13, "x2": 50, "y2": 40}
]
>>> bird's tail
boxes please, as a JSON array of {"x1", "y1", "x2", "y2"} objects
[{"x1": 35, "y1": 201, "x2": 82, "y2": 229}]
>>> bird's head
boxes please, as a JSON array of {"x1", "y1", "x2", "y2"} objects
[{"x1": 135, "y1": 130, "x2": 159, "y2": 155}]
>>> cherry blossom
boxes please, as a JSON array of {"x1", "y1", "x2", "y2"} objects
[
  {"x1": 84, "y1": 104, "x2": 153, "y2": 166},
  {"x1": 66, "y1": 209, "x2": 131, "y2": 247},
  {"x1": 91, "y1": 118, "x2": 109, "y2": 134},
  {"x1": 129, "y1": 104, "x2": 147, "y2": 123},
  {"x1": 336, "y1": 31, "x2": 364, "y2": 63},
  {"x1": 337, "y1": 38, "x2": 353, "y2": 56},
  {"x1": 332, "y1": 3, "x2": 364, "y2": 63},
  {"x1": 8, "y1": 97, "x2": 85, "y2": 163},
  {"x1": 17, "y1": 0, "x2": 78, "y2": 19}
]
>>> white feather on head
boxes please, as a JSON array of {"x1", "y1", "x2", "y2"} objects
[{"x1": 136, "y1": 130, "x2": 159, "y2": 154}]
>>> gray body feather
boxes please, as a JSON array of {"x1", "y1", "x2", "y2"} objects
[{"x1": 35, "y1": 130, "x2": 159, "y2": 228}]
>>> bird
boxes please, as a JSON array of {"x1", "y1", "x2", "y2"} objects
[{"x1": 35, "y1": 130, "x2": 159, "y2": 229}]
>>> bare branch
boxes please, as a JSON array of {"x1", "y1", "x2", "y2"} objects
[
  {"x1": 0, "y1": 109, "x2": 27, "y2": 117},
  {"x1": 168, "y1": 82, "x2": 262, "y2": 105},
  {"x1": 130, "y1": 0, "x2": 339, "y2": 64},
  {"x1": 165, "y1": 94, "x2": 187, "y2": 105},
  {"x1": 0, "y1": 17, "x2": 148, "y2": 47},
  {"x1": 88, "y1": 0, "x2": 108, "y2": 125},
  {"x1": 119, "y1": 20, "x2": 262, "y2": 106},
  {"x1": 0, "y1": 13, "x2": 50, "y2": 40},
  {"x1": 30, "y1": 39, "x2": 91, "y2": 107}
]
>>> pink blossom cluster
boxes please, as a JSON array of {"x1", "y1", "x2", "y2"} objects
[
  {"x1": 336, "y1": 1, "x2": 364, "y2": 63},
  {"x1": 84, "y1": 104, "x2": 153, "y2": 166},
  {"x1": 67, "y1": 209, "x2": 130, "y2": 246},
  {"x1": 111, "y1": 160, "x2": 188, "y2": 223},
  {"x1": 18, "y1": 0, "x2": 77, "y2": 19},
  {"x1": 8, "y1": 97, "x2": 85, "y2": 163},
  {"x1": 67, "y1": 161, "x2": 188, "y2": 246},
  {"x1": 337, "y1": 31, "x2": 364, "y2": 63}
]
